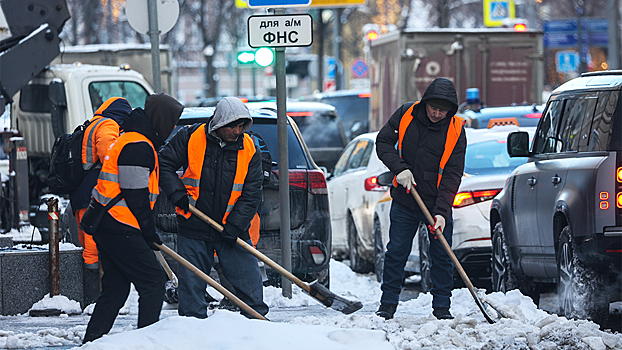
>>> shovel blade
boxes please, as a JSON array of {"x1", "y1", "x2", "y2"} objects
[{"x1": 308, "y1": 281, "x2": 363, "y2": 315}]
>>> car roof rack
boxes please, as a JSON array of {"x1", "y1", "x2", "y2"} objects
[{"x1": 581, "y1": 70, "x2": 622, "y2": 77}]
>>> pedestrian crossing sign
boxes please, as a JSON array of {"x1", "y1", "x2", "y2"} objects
[{"x1": 484, "y1": 0, "x2": 515, "y2": 27}]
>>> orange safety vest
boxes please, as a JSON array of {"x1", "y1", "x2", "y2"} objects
[
  {"x1": 394, "y1": 101, "x2": 465, "y2": 188},
  {"x1": 82, "y1": 97, "x2": 127, "y2": 170},
  {"x1": 92, "y1": 132, "x2": 159, "y2": 230},
  {"x1": 176, "y1": 125, "x2": 257, "y2": 226}
]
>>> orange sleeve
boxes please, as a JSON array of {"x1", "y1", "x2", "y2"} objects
[{"x1": 94, "y1": 120, "x2": 121, "y2": 162}]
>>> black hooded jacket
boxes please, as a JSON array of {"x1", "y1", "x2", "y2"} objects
[
  {"x1": 97, "y1": 108, "x2": 164, "y2": 236},
  {"x1": 375, "y1": 78, "x2": 466, "y2": 219}
]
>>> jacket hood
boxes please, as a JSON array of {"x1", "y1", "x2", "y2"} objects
[
  {"x1": 420, "y1": 78, "x2": 459, "y2": 118},
  {"x1": 144, "y1": 93, "x2": 184, "y2": 141},
  {"x1": 94, "y1": 97, "x2": 132, "y2": 126},
  {"x1": 123, "y1": 108, "x2": 165, "y2": 150},
  {"x1": 208, "y1": 97, "x2": 253, "y2": 135}
]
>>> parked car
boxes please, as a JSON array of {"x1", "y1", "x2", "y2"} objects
[
  {"x1": 191, "y1": 95, "x2": 276, "y2": 107},
  {"x1": 491, "y1": 71, "x2": 622, "y2": 325},
  {"x1": 327, "y1": 132, "x2": 388, "y2": 273},
  {"x1": 246, "y1": 101, "x2": 349, "y2": 174},
  {"x1": 373, "y1": 126, "x2": 534, "y2": 289},
  {"x1": 155, "y1": 107, "x2": 332, "y2": 287},
  {"x1": 459, "y1": 104, "x2": 544, "y2": 129},
  {"x1": 300, "y1": 89, "x2": 371, "y2": 141}
]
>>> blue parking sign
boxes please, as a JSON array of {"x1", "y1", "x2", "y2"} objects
[{"x1": 556, "y1": 50, "x2": 579, "y2": 73}]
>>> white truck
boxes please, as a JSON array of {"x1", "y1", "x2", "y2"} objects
[{"x1": 0, "y1": 0, "x2": 154, "y2": 234}]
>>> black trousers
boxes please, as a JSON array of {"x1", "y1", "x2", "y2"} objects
[{"x1": 83, "y1": 231, "x2": 166, "y2": 343}]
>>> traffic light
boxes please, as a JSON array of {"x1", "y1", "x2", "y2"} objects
[
  {"x1": 362, "y1": 23, "x2": 380, "y2": 42},
  {"x1": 254, "y1": 48, "x2": 274, "y2": 67},
  {"x1": 513, "y1": 22, "x2": 527, "y2": 32},
  {"x1": 237, "y1": 51, "x2": 255, "y2": 64}
]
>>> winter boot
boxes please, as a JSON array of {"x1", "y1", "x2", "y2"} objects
[
  {"x1": 433, "y1": 307, "x2": 454, "y2": 320},
  {"x1": 375, "y1": 303, "x2": 397, "y2": 320}
]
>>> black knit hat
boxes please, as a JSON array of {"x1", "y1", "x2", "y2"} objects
[{"x1": 426, "y1": 98, "x2": 453, "y2": 111}]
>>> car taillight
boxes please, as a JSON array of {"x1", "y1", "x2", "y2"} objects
[
  {"x1": 364, "y1": 176, "x2": 388, "y2": 191},
  {"x1": 277, "y1": 169, "x2": 327, "y2": 195},
  {"x1": 524, "y1": 113, "x2": 542, "y2": 119},
  {"x1": 309, "y1": 245, "x2": 326, "y2": 264},
  {"x1": 287, "y1": 111, "x2": 313, "y2": 117},
  {"x1": 453, "y1": 189, "x2": 501, "y2": 208},
  {"x1": 358, "y1": 92, "x2": 371, "y2": 98}
]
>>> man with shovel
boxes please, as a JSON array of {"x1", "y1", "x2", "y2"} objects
[
  {"x1": 158, "y1": 97, "x2": 269, "y2": 319},
  {"x1": 375, "y1": 77, "x2": 466, "y2": 320},
  {"x1": 82, "y1": 93, "x2": 184, "y2": 343}
]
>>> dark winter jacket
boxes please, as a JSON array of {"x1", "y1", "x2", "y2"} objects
[
  {"x1": 158, "y1": 115, "x2": 263, "y2": 243},
  {"x1": 97, "y1": 107, "x2": 164, "y2": 236},
  {"x1": 375, "y1": 77, "x2": 466, "y2": 219}
]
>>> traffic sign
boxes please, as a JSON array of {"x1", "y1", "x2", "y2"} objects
[
  {"x1": 126, "y1": 0, "x2": 179, "y2": 35},
  {"x1": 247, "y1": 0, "x2": 311, "y2": 8},
  {"x1": 248, "y1": 14, "x2": 313, "y2": 48},
  {"x1": 484, "y1": 0, "x2": 515, "y2": 27},
  {"x1": 556, "y1": 50, "x2": 579, "y2": 73},
  {"x1": 350, "y1": 58, "x2": 368, "y2": 78},
  {"x1": 308, "y1": 0, "x2": 366, "y2": 7}
]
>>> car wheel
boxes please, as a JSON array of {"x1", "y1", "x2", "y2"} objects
[
  {"x1": 491, "y1": 221, "x2": 517, "y2": 293},
  {"x1": 373, "y1": 217, "x2": 384, "y2": 282},
  {"x1": 557, "y1": 225, "x2": 609, "y2": 325},
  {"x1": 348, "y1": 215, "x2": 372, "y2": 273},
  {"x1": 418, "y1": 223, "x2": 432, "y2": 293}
]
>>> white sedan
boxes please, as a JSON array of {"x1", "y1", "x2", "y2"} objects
[
  {"x1": 327, "y1": 132, "x2": 388, "y2": 273},
  {"x1": 373, "y1": 126, "x2": 535, "y2": 289}
]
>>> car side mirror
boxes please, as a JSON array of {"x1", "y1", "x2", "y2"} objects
[
  {"x1": 49, "y1": 81, "x2": 67, "y2": 139},
  {"x1": 350, "y1": 121, "x2": 363, "y2": 136},
  {"x1": 376, "y1": 171, "x2": 394, "y2": 186},
  {"x1": 507, "y1": 131, "x2": 530, "y2": 157}
]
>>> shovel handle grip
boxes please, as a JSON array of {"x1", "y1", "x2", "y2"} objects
[
  {"x1": 188, "y1": 205, "x2": 312, "y2": 294},
  {"x1": 156, "y1": 243, "x2": 268, "y2": 321},
  {"x1": 410, "y1": 188, "x2": 495, "y2": 323}
]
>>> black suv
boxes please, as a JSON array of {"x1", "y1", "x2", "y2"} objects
[
  {"x1": 490, "y1": 71, "x2": 622, "y2": 325},
  {"x1": 156, "y1": 107, "x2": 331, "y2": 287}
]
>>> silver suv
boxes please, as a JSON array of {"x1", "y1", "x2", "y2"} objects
[{"x1": 490, "y1": 71, "x2": 622, "y2": 325}]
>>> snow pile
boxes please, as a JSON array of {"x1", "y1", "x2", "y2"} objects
[
  {"x1": 78, "y1": 311, "x2": 394, "y2": 350},
  {"x1": 29, "y1": 294, "x2": 82, "y2": 315}
]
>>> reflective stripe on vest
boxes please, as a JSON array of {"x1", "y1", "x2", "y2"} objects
[
  {"x1": 82, "y1": 116, "x2": 115, "y2": 170},
  {"x1": 393, "y1": 101, "x2": 464, "y2": 188},
  {"x1": 176, "y1": 125, "x2": 257, "y2": 224},
  {"x1": 92, "y1": 132, "x2": 159, "y2": 230}
]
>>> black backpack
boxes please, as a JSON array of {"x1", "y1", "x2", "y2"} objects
[
  {"x1": 48, "y1": 120, "x2": 91, "y2": 195},
  {"x1": 247, "y1": 130, "x2": 276, "y2": 188}
]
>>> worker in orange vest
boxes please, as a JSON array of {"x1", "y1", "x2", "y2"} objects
[
  {"x1": 71, "y1": 97, "x2": 132, "y2": 305},
  {"x1": 375, "y1": 78, "x2": 466, "y2": 321},
  {"x1": 82, "y1": 93, "x2": 184, "y2": 343},
  {"x1": 158, "y1": 97, "x2": 268, "y2": 319}
]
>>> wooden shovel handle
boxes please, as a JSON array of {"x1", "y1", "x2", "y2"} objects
[
  {"x1": 188, "y1": 204, "x2": 312, "y2": 294},
  {"x1": 155, "y1": 243, "x2": 268, "y2": 321}
]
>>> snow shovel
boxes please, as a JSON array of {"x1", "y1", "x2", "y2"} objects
[
  {"x1": 154, "y1": 251, "x2": 178, "y2": 288},
  {"x1": 155, "y1": 243, "x2": 268, "y2": 321},
  {"x1": 409, "y1": 188, "x2": 496, "y2": 324},
  {"x1": 188, "y1": 204, "x2": 363, "y2": 315}
]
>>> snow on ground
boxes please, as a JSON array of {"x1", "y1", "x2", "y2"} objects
[{"x1": 0, "y1": 259, "x2": 620, "y2": 349}]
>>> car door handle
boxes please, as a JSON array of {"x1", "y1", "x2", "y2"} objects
[
  {"x1": 551, "y1": 175, "x2": 561, "y2": 184},
  {"x1": 527, "y1": 177, "x2": 537, "y2": 186}
]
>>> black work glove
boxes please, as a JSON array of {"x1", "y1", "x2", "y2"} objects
[
  {"x1": 144, "y1": 233, "x2": 163, "y2": 251},
  {"x1": 175, "y1": 195, "x2": 189, "y2": 214},
  {"x1": 220, "y1": 225, "x2": 238, "y2": 247}
]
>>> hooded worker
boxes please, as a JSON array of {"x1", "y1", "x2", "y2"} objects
[
  {"x1": 82, "y1": 93, "x2": 184, "y2": 344},
  {"x1": 375, "y1": 77, "x2": 466, "y2": 321},
  {"x1": 71, "y1": 96, "x2": 132, "y2": 305},
  {"x1": 158, "y1": 96, "x2": 268, "y2": 320}
]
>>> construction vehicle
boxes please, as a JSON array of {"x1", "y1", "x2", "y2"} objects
[
  {"x1": 369, "y1": 28, "x2": 544, "y2": 131},
  {"x1": 0, "y1": 0, "x2": 154, "y2": 236}
]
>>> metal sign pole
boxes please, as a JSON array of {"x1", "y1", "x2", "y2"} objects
[
  {"x1": 147, "y1": 0, "x2": 162, "y2": 93},
  {"x1": 274, "y1": 8, "x2": 292, "y2": 298}
]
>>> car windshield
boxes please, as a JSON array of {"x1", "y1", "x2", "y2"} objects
[
  {"x1": 464, "y1": 140, "x2": 527, "y2": 175},
  {"x1": 321, "y1": 95, "x2": 369, "y2": 130},
  {"x1": 290, "y1": 112, "x2": 344, "y2": 148}
]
